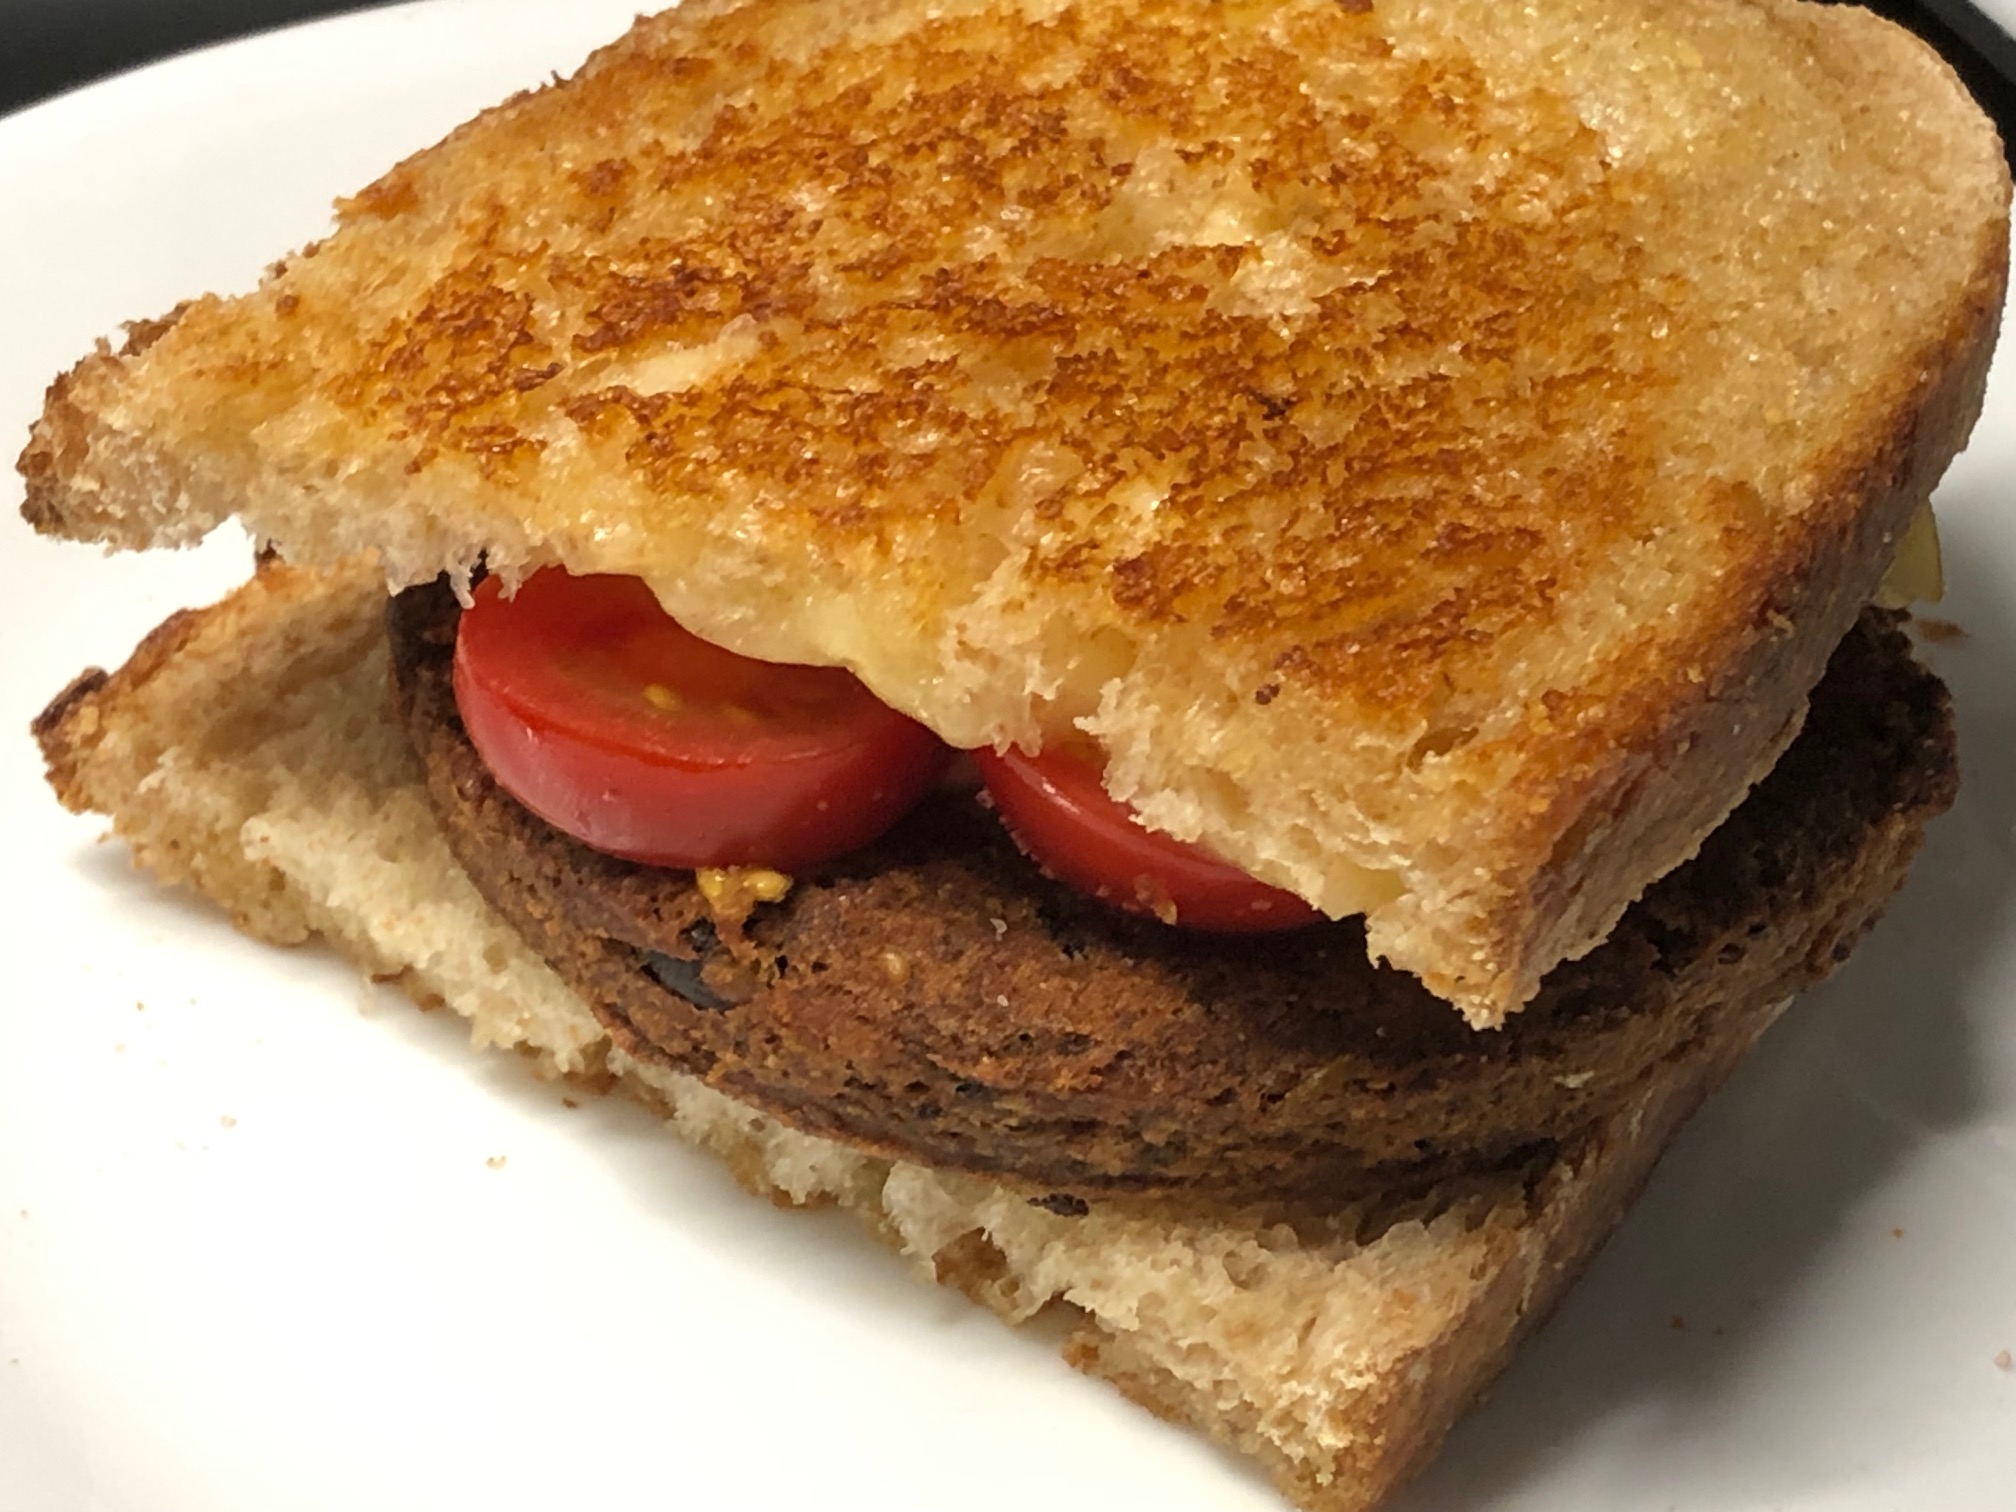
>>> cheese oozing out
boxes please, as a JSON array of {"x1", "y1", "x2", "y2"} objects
[
  {"x1": 1876, "y1": 503, "x2": 1944, "y2": 610},
  {"x1": 635, "y1": 501, "x2": 1943, "y2": 929}
]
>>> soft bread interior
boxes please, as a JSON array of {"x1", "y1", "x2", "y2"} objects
[
  {"x1": 20, "y1": 0, "x2": 2009, "y2": 1020},
  {"x1": 33, "y1": 559, "x2": 1952, "y2": 1511}
]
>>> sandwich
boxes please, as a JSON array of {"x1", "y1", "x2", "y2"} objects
[
  {"x1": 16, "y1": 0, "x2": 2010, "y2": 1506},
  {"x1": 26, "y1": 0, "x2": 2008, "y2": 1026}
]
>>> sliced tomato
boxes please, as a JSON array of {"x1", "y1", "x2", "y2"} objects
[
  {"x1": 453, "y1": 569, "x2": 951, "y2": 870},
  {"x1": 972, "y1": 743, "x2": 1322, "y2": 933}
]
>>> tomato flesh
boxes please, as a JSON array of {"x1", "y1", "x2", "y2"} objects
[
  {"x1": 972, "y1": 744, "x2": 1322, "y2": 933},
  {"x1": 453, "y1": 570, "x2": 951, "y2": 870}
]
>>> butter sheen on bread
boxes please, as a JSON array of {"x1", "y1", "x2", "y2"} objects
[{"x1": 17, "y1": 0, "x2": 2008, "y2": 1021}]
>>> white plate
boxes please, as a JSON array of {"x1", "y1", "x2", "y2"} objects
[
  {"x1": 1969, "y1": 0, "x2": 2016, "y2": 43},
  {"x1": 2, "y1": 5, "x2": 2013, "y2": 1509}
]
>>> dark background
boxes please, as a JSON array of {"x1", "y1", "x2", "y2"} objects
[
  {"x1": 1, "y1": 0, "x2": 396, "y2": 115},
  {"x1": 2, "y1": 0, "x2": 2012, "y2": 146}
]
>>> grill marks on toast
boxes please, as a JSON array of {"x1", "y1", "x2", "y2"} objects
[
  {"x1": 19, "y1": 0, "x2": 2005, "y2": 1021},
  {"x1": 338, "y1": 0, "x2": 1681, "y2": 719},
  {"x1": 387, "y1": 581, "x2": 1953, "y2": 1199}
]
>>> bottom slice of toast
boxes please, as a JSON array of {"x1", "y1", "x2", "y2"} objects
[{"x1": 33, "y1": 557, "x2": 1954, "y2": 1512}]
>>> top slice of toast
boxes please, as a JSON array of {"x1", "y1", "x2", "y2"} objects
[{"x1": 17, "y1": 0, "x2": 2010, "y2": 1021}]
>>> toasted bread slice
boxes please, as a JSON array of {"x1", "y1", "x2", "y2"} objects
[
  {"x1": 18, "y1": 0, "x2": 2007, "y2": 1018},
  {"x1": 30, "y1": 551, "x2": 1953, "y2": 1509}
]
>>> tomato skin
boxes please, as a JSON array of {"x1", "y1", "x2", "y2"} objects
[
  {"x1": 972, "y1": 745, "x2": 1322, "y2": 933},
  {"x1": 452, "y1": 571, "x2": 951, "y2": 870}
]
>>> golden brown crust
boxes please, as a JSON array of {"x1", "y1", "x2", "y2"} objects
[
  {"x1": 31, "y1": 666, "x2": 113, "y2": 805},
  {"x1": 20, "y1": 306, "x2": 195, "y2": 543},
  {"x1": 34, "y1": 598, "x2": 229, "y2": 813},
  {"x1": 1467, "y1": 215, "x2": 2008, "y2": 1010},
  {"x1": 31, "y1": 554, "x2": 394, "y2": 946},
  {"x1": 17, "y1": 0, "x2": 2010, "y2": 1019}
]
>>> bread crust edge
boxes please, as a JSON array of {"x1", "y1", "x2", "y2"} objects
[{"x1": 1424, "y1": 199, "x2": 2006, "y2": 1023}]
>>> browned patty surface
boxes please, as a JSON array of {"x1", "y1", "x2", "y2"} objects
[{"x1": 389, "y1": 584, "x2": 1954, "y2": 1200}]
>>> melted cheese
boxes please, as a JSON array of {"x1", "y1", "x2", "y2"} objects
[{"x1": 1875, "y1": 503, "x2": 1943, "y2": 610}]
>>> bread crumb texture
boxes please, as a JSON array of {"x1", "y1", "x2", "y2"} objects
[
  {"x1": 19, "y1": 0, "x2": 2008, "y2": 1019},
  {"x1": 34, "y1": 558, "x2": 1878, "y2": 1512}
]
